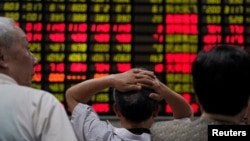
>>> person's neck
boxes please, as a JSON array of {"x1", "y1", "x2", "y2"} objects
[
  {"x1": 201, "y1": 112, "x2": 242, "y2": 124},
  {"x1": 120, "y1": 119, "x2": 152, "y2": 129},
  {"x1": 120, "y1": 120, "x2": 152, "y2": 135}
]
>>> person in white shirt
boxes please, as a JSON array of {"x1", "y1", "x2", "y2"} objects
[
  {"x1": 0, "y1": 16, "x2": 78, "y2": 141},
  {"x1": 66, "y1": 68, "x2": 193, "y2": 141}
]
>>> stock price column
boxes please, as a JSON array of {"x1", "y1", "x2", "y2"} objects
[
  {"x1": 133, "y1": 0, "x2": 164, "y2": 80},
  {"x1": 111, "y1": 0, "x2": 132, "y2": 73},
  {"x1": 223, "y1": 0, "x2": 244, "y2": 47},
  {"x1": 201, "y1": 0, "x2": 223, "y2": 50},
  {"x1": 201, "y1": 0, "x2": 244, "y2": 50},
  {"x1": 65, "y1": 1, "x2": 88, "y2": 96},
  {"x1": 164, "y1": 0, "x2": 199, "y2": 115},
  {"x1": 43, "y1": 1, "x2": 67, "y2": 106},
  {"x1": 88, "y1": 0, "x2": 112, "y2": 114}
]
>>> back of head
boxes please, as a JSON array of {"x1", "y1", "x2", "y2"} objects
[
  {"x1": 113, "y1": 87, "x2": 158, "y2": 123},
  {"x1": 0, "y1": 17, "x2": 17, "y2": 49},
  {"x1": 192, "y1": 45, "x2": 250, "y2": 116}
]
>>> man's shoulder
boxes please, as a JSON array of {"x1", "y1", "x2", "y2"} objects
[
  {"x1": 151, "y1": 118, "x2": 209, "y2": 141},
  {"x1": 22, "y1": 85, "x2": 56, "y2": 96},
  {"x1": 3, "y1": 85, "x2": 59, "y2": 103},
  {"x1": 151, "y1": 119, "x2": 189, "y2": 134}
]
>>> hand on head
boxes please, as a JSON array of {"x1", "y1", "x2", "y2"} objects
[
  {"x1": 139, "y1": 76, "x2": 164, "y2": 101},
  {"x1": 112, "y1": 68, "x2": 155, "y2": 92},
  {"x1": 111, "y1": 68, "x2": 165, "y2": 101}
]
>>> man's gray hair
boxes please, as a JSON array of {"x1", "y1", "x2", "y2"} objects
[{"x1": 0, "y1": 17, "x2": 18, "y2": 48}]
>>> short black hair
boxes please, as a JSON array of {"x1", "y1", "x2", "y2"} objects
[
  {"x1": 113, "y1": 87, "x2": 158, "y2": 123},
  {"x1": 192, "y1": 45, "x2": 250, "y2": 116}
]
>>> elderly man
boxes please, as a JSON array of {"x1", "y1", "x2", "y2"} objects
[{"x1": 0, "y1": 16, "x2": 77, "y2": 141}]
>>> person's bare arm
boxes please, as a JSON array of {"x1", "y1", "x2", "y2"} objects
[
  {"x1": 137, "y1": 71, "x2": 193, "y2": 119},
  {"x1": 153, "y1": 83, "x2": 193, "y2": 119},
  {"x1": 66, "y1": 69, "x2": 155, "y2": 112}
]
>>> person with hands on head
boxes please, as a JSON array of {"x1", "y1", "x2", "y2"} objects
[
  {"x1": 0, "y1": 16, "x2": 78, "y2": 141},
  {"x1": 151, "y1": 44, "x2": 250, "y2": 141},
  {"x1": 66, "y1": 68, "x2": 193, "y2": 141}
]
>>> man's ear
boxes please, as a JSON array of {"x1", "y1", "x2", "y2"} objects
[
  {"x1": 152, "y1": 104, "x2": 161, "y2": 118},
  {"x1": 113, "y1": 103, "x2": 122, "y2": 118},
  {"x1": 0, "y1": 48, "x2": 7, "y2": 68}
]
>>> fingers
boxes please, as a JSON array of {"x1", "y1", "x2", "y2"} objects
[
  {"x1": 127, "y1": 84, "x2": 142, "y2": 91},
  {"x1": 132, "y1": 68, "x2": 155, "y2": 78},
  {"x1": 137, "y1": 82, "x2": 151, "y2": 88},
  {"x1": 115, "y1": 68, "x2": 157, "y2": 92},
  {"x1": 149, "y1": 93, "x2": 163, "y2": 101},
  {"x1": 137, "y1": 70, "x2": 155, "y2": 78},
  {"x1": 117, "y1": 84, "x2": 142, "y2": 92},
  {"x1": 132, "y1": 68, "x2": 141, "y2": 73}
]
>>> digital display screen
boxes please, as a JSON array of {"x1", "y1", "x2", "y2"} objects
[{"x1": 0, "y1": 0, "x2": 247, "y2": 116}]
